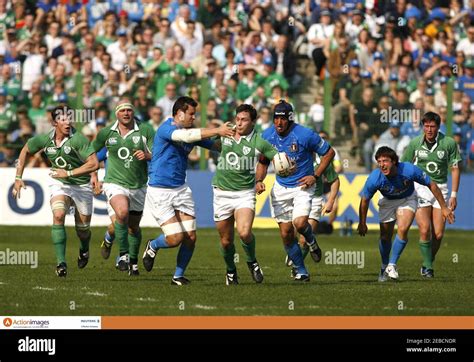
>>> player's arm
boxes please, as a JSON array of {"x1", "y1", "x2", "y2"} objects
[
  {"x1": 324, "y1": 177, "x2": 340, "y2": 214},
  {"x1": 170, "y1": 122, "x2": 235, "y2": 143},
  {"x1": 51, "y1": 153, "x2": 100, "y2": 179},
  {"x1": 357, "y1": 197, "x2": 370, "y2": 236},
  {"x1": 12, "y1": 143, "x2": 33, "y2": 199},
  {"x1": 401, "y1": 140, "x2": 415, "y2": 162},
  {"x1": 449, "y1": 164, "x2": 460, "y2": 211},
  {"x1": 255, "y1": 154, "x2": 270, "y2": 195},
  {"x1": 428, "y1": 181, "x2": 455, "y2": 224},
  {"x1": 301, "y1": 132, "x2": 335, "y2": 187}
]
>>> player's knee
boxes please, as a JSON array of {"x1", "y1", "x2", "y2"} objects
[
  {"x1": 52, "y1": 213, "x2": 66, "y2": 224},
  {"x1": 220, "y1": 238, "x2": 233, "y2": 249},
  {"x1": 433, "y1": 231, "x2": 444, "y2": 241},
  {"x1": 292, "y1": 219, "x2": 306, "y2": 232},
  {"x1": 397, "y1": 227, "x2": 409, "y2": 239},
  {"x1": 237, "y1": 228, "x2": 252, "y2": 242},
  {"x1": 75, "y1": 223, "x2": 91, "y2": 239},
  {"x1": 280, "y1": 229, "x2": 294, "y2": 243},
  {"x1": 167, "y1": 233, "x2": 185, "y2": 247}
]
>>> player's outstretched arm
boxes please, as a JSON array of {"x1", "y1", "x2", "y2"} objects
[
  {"x1": 51, "y1": 154, "x2": 100, "y2": 179},
  {"x1": 255, "y1": 158, "x2": 270, "y2": 195},
  {"x1": 171, "y1": 122, "x2": 235, "y2": 143},
  {"x1": 429, "y1": 181, "x2": 455, "y2": 224},
  {"x1": 449, "y1": 164, "x2": 460, "y2": 211},
  {"x1": 357, "y1": 197, "x2": 370, "y2": 236},
  {"x1": 12, "y1": 144, "x2": 32, "y2": 199}
]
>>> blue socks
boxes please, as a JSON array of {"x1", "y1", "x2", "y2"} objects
[
  {"x1": 285, "y1": 240, "x2": 308, "y2": 275},
  {"x1": 300, "y1": 224, "x2": 317, "y2": 247},
  {"x1": 379, "y1": 239, "x2": 391, "y2": 269},
  {"x1": 151, "y1": 234, "x2": 170, "y2": 250},
  {"x1": 105, "y1": 230, "x2": 115, "y2": 243},
  {"x1": 389, "y1": 235, "x2": 408, "y2": 265},
  {"x1": 174, "y1": 243, "x2": 195, "y2": 278}
]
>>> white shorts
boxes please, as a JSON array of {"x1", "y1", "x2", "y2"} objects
[
  {"x1": 270, "y1": 181, "x2": 315, "y2": 223},
  {"x1": 147, "y1": 184, "x2": 195, "y2": 226},
  {"x1": 308, "y1": 196, "x2": 324, "y2": 221},
  {"x1": 103, "y1": 183, "x2": 146, "y2": 213},
  {"x1": 378, "y1": 194, "x2": 417, "y2": 223},
  {"x1": 415, "y1": 183, "x2": 448, "y2": 209},
  {"x1": 49, "y1": 182, "x2": 93, "y2": 216},
  {"x1": 213, "y1": 187, "x2": 255, "y2": 222}
]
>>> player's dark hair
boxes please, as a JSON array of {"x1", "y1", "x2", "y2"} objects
[
  {"x1": 374, "y1": 146, "x2": 399, "y2": 164},
  {"x1": 421, "y1": 111, "x2": 441, "y2": 127},
  {"x1": 172, "y1": 96, "x2": 198, "y2": 116},
  {"x1": 236, "y1": 104, "x2": 257, "y2": 122},
  {"x1": 51, "y1": 105, "x2": 73, "y2": 122}
]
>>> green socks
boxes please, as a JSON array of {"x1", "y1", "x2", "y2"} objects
[
  {"x1": 114, "y1": 221, "x2": 129, "y2": 255},
  {"x1": 419, "y1": 240, "x2": 433, "y2": 269},
  {"x1": 51, "y1": 224, "x2": 67, "y2": 265},
  {"x1": 240, "y1": 234, "x2": 256, "y2": 263},
  {"x1": 128, "y1": 228, "x2": 142, "y2": 263},
  {"x1": 220, "y1": 243, "x2": 236, "y2": 272}
]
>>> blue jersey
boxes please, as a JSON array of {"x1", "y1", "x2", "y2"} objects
[
  {"x1": 362, "y1": 162, "x2": 431, "y2": 200},
  {"x1": 148, "y1": 118, "x2": 214, "y2": 188},
  {"x1": 262, "y1": 124, "x2": 330, "y2": 187}
]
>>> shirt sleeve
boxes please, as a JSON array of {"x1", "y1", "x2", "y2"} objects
[
  {"x1": 411, "y1": 164, "x2": 431, "y2": 186},
  {"x1": 75, "y1": 134, "x2": 95, "y2": 160},
  {"x1": 323, "y1": 162, "x2": 338, "y2": 184},
  {"x1": 196, "y1": 139, "x2": 215, "y2": 150},
  {"x1": 401, "y1": 139, "x2": 415, "y2": 162},
  {"x1": 257, "y1": 136, "x2": 278, "y2": 160},
  {"x1": 447, "y1": 138, "x2": 462, "y2": 167},
  {"x1": 97, "y1": 147, "x2": 108, "y2": 162},
  {"x1": 26, "y1": 134, "x2": 47, "y2": 154},
  {"x1": 306, "y1": 131, "x2": 330, "y2": 156},
  {"x1": 361, "y1": 172, "x2": 379, "y2": 199},
  {"x1": 92, "y1": 129, "x2": 106, "y2": 152},
  {"x1": 158, "y1": 122, "x2": 176, "y2": 141}
]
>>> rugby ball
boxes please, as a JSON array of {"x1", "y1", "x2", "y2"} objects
[{"x1": 272, "y1": 152, "x2": 294, "y2": 177}]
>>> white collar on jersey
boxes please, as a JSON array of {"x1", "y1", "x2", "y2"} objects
[
  {"x1": 110, "y1": 119, "x2": 139, "y2": 138},
  {"x1": 49, "y1": 128, "x2": 73, "y2": 147},
  {"x1": 233, "y1": 129, "x2": 255, "y2": 144}
]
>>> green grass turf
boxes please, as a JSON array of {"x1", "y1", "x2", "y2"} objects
[{"x1": 0, "y1": 226, "x2": 472, "y2": 316}]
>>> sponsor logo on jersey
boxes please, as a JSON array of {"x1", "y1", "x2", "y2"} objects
[
  {"x1": 63, "y1": 146, "x2": 71, "y2": 154},
  {"x1": 223, "y1": 138, "x2": 232, "y2": 146},
  {"x1": 290, "y1": 143, "x2": 298, "y2": 153},
  {"x1": 108, "y1": 137, "x2": 117, "y2": 145},
  {"x1": 242, "y1": 146, "x2": 251, "y2": 155},
  {"x1": 132, "y1": 136, "x2": 140, "y2": 144},
  {"x1": 437, "y1": 150, "x2": 445, "y2": 159},
  {"x1": 417, "y1": 150, "x2": 428, "y2": 158},
  {"x1": 46, "y1": 147, "x2": 57, "y2": 154}
]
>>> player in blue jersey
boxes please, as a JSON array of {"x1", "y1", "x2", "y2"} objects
[
  {"x1": 357, "y1": 146, "x2": 455, "y2": 281},
  {"x1": 256, "y1": 100, "x2": 335, "y2": 282},
  {"x1": 142, "y1": 96, "x2": 235, "y2": 285}
]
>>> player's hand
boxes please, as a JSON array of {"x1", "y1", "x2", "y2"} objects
[
  {"x1": 133, "y1": 150, "x2": 147, "y2": 161},
  {"x1": 50, "y1": 168, "x2": 68, "y2": 179},
  {"x1": 442, "y1": 207, "x2": 455, "y2": 224},
  {"x1": 12, "y1": 179, "x2": 26, "y2": 199},
  {"x1": 218, "y1": 122, "x2": 236, "y2": 138},
  {"x1": 448, "y1": 197, "x2": 457, "y2": 211},
  {"x1": 255, "y1": 181, "x2": 266, "y2": 195},
  {"x1": 357, "y1": 222, "x2": 368, "y2": 236},
  {"x1": 298, "y1": 175, "x2": 316, "y2": 189},
  {"x1": 323, "y1": 200, "x2": 335, "y2": 214},
  {"x1": 92, "y1": 179, "x2": 102, "y2": 195}
]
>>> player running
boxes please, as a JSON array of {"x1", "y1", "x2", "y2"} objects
[
  {"x1": 92, "y1": 100, "x2": 154, "y2": 276},
  {"x1": 12, "y1": 105, "x2": 99, "y2": 277},
  {"x1": 401, "y1": 112, "x2": 461, "y2": 278},
  {"x1": 142, "y1": 96, "x2": 235, "y2": 285},
  {"x1": 357, "y1": 146, "x2": 455, "y2": 281},
  {"x1": 256, "y1": 100, "x2": 335, "y2": 282},
  {"x1": 213, "y1": 104, "x2": 290, "y2": 285}
]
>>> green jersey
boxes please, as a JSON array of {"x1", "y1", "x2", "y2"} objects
[
  {"x1": 27, "y1": 129, "x2": 94, "y2": 185},
  {"x1": 213, "y1": 131, "x2": 277, "y2": 191},
  {"x1": 314, "y1": 157, "x2": 338, "y2": 197},
  {"x1": 93, "y1": 120, "x2": 155, "y2": 189},
  {"x1": 401, "y1": 132, "x2": 462, "y2": 184}
]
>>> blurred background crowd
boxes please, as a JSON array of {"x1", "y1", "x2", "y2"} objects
[{"x1": 0, "y1": 0, "x2": 473, "y2": 172}]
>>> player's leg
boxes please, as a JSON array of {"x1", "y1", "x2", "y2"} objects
[
  {"x1": 216, "y1": 216, "x2": 237, "y2": 285},
  {"x1": 172, "y1": 211, "x2": 196, "y2": 285},
  {"x1": 415, "y1": 206, "x2": 434, "y2": 277},
  {"x1": 50, "y1": 194, "x2": 70, "y2": 277},
  {"x1": 431, "y1": 207, "x2": 446, "y2": 260},
  {"x1": 71, "y1": 184, "x2": 94, "y2": 269},
  {"x1": 100, "y1": 202, "x2": 116, "y2": 259},
  {"x1": 235, "y1": 207, "x2": 263, "y2": 283},
  {"x1": 126, "y1": 187, "x2": 146, "y2": 276},
  {"x1": 386, "y1": 200, "x2": 416, "y2": 280},
  {"x1": 378, "y1": 221, "x2": 395, "y2": 282}
]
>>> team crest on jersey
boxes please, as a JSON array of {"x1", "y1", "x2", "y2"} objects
[
  {"x1": 290, "y1": 143, "x2": 298, "y2": 153},
  {"x1": 108, "y1": 137, "x2": 117, "y2": 145},
  {"x1": 242, "y1": 146, "x2": 251, "y2": 155},
  {"x1": 437, "y1": 151, "x2": 445, "y2": 159},
  {"x1": 63, "y1": 146, "x2": 71, "y2": 154},
  {"x1": 132, "y1": 136, "x2": 140, "y2": 144},
  {"x1": 223, "y1": 138, "x2": 232, "y2": 146}
]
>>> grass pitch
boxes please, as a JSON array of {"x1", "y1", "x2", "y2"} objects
[{"x1": 0, "y1": 226, "x2": 472, "y2": 316}]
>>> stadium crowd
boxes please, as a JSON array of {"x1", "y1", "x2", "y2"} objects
[{"x1": 0, "y1": 0, "x2": 473, "y2": 171}]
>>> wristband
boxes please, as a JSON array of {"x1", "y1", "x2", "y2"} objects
[
  {"x1": 15, "y1": 176, "x2": 22, "y2": 180},
  {"x1": 451, "y1": 191, "x2": 457, "y2": 198},
  {"x1": 67, "y1": 170, "x2": 74, "y2": 177}
]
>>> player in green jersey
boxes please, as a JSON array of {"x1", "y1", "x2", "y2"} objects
[
  {"x1": 92, "y1": 100, "x2": 155, "y2": 276},
  {"x1": 12, "y1": 105, "x2": 99, "y2": 277},
  {"x1": 212, "y1": 104, "x2": 285, "y2": 285},
  {"x1": 401, "y1": 112, "x2": 461, "y2": 278}
]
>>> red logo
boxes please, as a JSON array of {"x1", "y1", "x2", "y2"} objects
[{"x1": 3, "y1": 318, "x2": 12, "y2": 327}]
